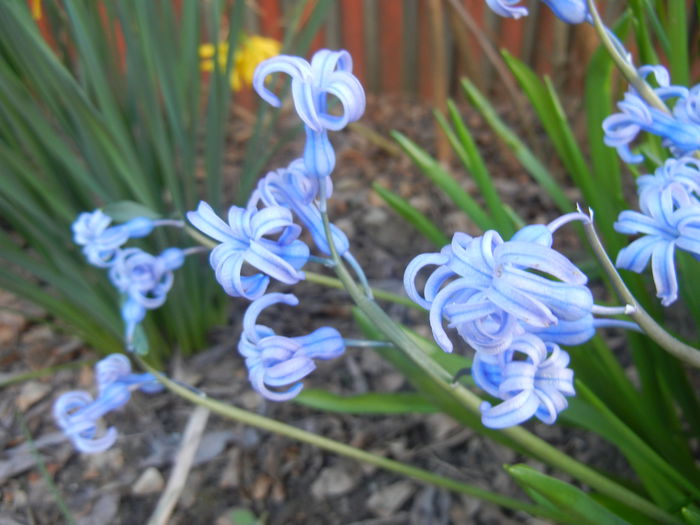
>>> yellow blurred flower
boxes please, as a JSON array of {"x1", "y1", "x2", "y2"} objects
[
  {"x1": 199, "y1": 35, "x2": 281, "y2": 91},
  {"x1": 30, "y1": 0, "x2": 42, "y2": 20}
]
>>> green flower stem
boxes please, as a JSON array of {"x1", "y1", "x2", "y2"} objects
[
  {"x1": 318, "y1": 187, "x2": 680, "y2": 525},
  {"x1": 586, "y1": 0, "x2": 669, "y2": 114},
  {"x1": 135, "y1": 357, "x2": 563, "y2": 522},
  {"x1": 304, "y1": 271, "x2": 420, "y2": 309},
  {"x1": 582, "y1": 212, "x2": 700, "y2": 369}
]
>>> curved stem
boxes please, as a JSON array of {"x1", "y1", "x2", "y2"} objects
[
  {"x1": 586, "y1": 0, "x2": 669, "y2": 114},
  {"x1": 582, "y1": 211, "x2": 700, "y2": 368},
  {"x1": 304, "y1": 271, "x2": 420, "y2": 309},
  {"x1": 135, "y1": 357, "x2": 564, "y2": 521}
]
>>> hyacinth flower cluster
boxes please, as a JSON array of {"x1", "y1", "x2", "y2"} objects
[
  {"x1": 72, "y1": 209, "x2": 197, "y2": 350},
  {"x1": 615, "y1": 156, "x2": 700, "y2": 306},
  {"x1": 53, "y1": 354, "x2": 162, "y2": 453},
  {"x1": 603, "y1": 65, "x2": 700, "y2": 164},
  {"x1": 405, "y1": 213, "x2": 636, "y2": 428},
  {"x1": 188, "y1": 49, "x2": 366, "y2": 400}
]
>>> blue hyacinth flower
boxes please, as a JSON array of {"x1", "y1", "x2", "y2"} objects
[
  {"x1": 405, "y1": 223, "x2": 592, "y2": 354},
  {"x1": 253, "y1": 49, "x2": 365, "y2": 178},
  {"x1": 486, "y1": 0, "x2": 587, "y2": 24},
  {"x1": 637, "y1": 156, "x2": 700, "y2": 210},
  {"x1": 187, "y1": 201, "x2": 309, "y2": 300},
  {"x1": 73, "y1": 210, "x2": 181, "y2": 267},
  {"x1": 251, "y1": 159, "x2": 351, "y2": 257},
  {"x1": 109, "y1": 247, "x2": 185, "y2": 347},
  {"x1": 238, "y1": 293, "x2": 345, "y2": 401},
  {"x1": 474, "y1": 334, "x2": 575, "y2": 429},
  {"x1": 53, "y1": 354, "x2": 161, "y2": 453},
  {"x1": 603, "y1": 66, "x2": 700, "y2": 163},
  {"x1": 615, "y1": 187, "x2": 700, "y2": 306}
]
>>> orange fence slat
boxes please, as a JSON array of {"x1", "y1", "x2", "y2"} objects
[
  {"x1": 339, "y1": 0, "x2": 367, "y2": 85},
  {"x1": 379, "y1": 1, "x2": 403, "y2": 93}
]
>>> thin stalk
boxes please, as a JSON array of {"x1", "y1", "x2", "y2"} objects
[
  {"x1": 136, "y1": 357, "x2": 564, "y2": 522},
  {"x1": 586, "y1": 0, "x2": 668, "y2": 114},
  {"x1": 582, "y1": 210, "x2": 700, "y2": 368}
]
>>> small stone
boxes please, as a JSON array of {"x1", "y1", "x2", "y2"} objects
[
  {"x1": 131, "y1": 467, "x2": 165, "y2": 495},
  {"x1": 311, "y1": 463, "x2": 360, "y2": 499},
  {"x1": 366, "y1": 480, "x2": 415, "y2": 517},
  {"x1": 0, "y1": 311, "x2": 25, "y2": 345},
  {"x1": 15, "y1": 382, "x2": 50, "y2": 412}
]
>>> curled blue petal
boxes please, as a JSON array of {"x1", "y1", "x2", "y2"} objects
[
  {"x1": 485, "y1": 0, "x2": 528, "y2": 19},
  {"x1": 239, "y1": 293, "x2": 345, "y2": 401},
  {"x1": 189, "y1": 202, "x2": 309, "y2": 300}
]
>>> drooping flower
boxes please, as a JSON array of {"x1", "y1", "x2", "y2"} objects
[
  {"x1": 72, "y1": 210, "x2": 177, "y2": 268},
  {"x1": 404, "y1": 221, "x2": 592, "y2": 354},
  {"x1": 473, "y1": 334, "x2": 575, "y2": 429},
  {"x1": 253, "y1": 49, "x2": 365, "y2": 178},
  {"x1": 238, "y1": 293, "x2": 345, "y2": 401},
  {"x1": 485, "y1": 0, "x2": 588, "y2": 24},
  {"x1": 109, "y1": 247, "x2": 185, "y2": 346},
  {"x1": 199, "y1": 35, "x2": 281, "y2": 91},
  {"x1": 53, "y1": 354, "x2": 162, "y2": 454},
  {"x1": 250, "y1": 158, "x2": 351, "y2": 256},
  {"x1": 615, "y1": 186, "x2": 700, "y2": 306},
  {"x1": 187, "y1": 201, "x2": 309, "y2": 300},
  {"x1": 603, "y1": 66, "x2": 700, "y2": 163},
  {"x1": 637, "y1": 156, "x2": 700, "y2": 210}
]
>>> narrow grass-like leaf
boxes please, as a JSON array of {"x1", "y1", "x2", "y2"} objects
[
  {"x1": 460, "y1": 78, "x2": 573, "y2": 213},
  {"x1": 295, "y1": 390, "x2": 439, "y2": 414},
  {"x1": 507, "y1": 465, "x2": 629, "y2": 525},
  {"x1": 391, "y1": 130, "x2": 494, "y2": 230},
  {"x1": 436, "y1": 103, "x2": 513, "y2": 235},
  {"x1": 372, "y1": 182, "x2": 449, "y2": 247}
]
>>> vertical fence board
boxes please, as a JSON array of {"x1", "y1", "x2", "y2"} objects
[
  {"x1": 258, "y1": 0, "x2": 283, "y2": 40},
  {"x1": 340, "y1": 0, "x2": 367, "y2": 85},
  {"x1": 379, "y1": 1, "x2": 404, "y2": 92}
]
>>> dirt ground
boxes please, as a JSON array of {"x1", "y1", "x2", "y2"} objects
[{"x1": 0, "y1": 94, "x2": 631, "y2": 524}]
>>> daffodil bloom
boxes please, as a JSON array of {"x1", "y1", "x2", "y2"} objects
[{"x1": 199, "y1": 35, "x2": 281, "y2": 91}]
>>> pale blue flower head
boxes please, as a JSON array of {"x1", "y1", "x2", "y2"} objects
[
  {"x1": 53, "y1": 354, "x2": 161, "y2": 453},
  {"x1": 109, "y1": 247, "x2": 185, "y2": 346},
  {"x1": 254, "y1": 49, "x2": 365, "y2": 178},
  {"x1": 238, "y1": 293, "x2": 345, "y2": 401},
  {"x1": 615, "y1": 186, "x2": 700, "y2": 306},
  {"x1": 72, "y1": 210, "x2": 161, "y2": 267},
  {"x1": 474, "y1": 334, "x2": 575, "y2": 429},
  {"x1": 187, "y1": 201, "x2": 309, "y2": 300},
  {"x1": 250, "y1": 159, "x2": 350, "y2": 256},
  {"x1": 603, "y1": 66, "x2": 700, "y2": 163},
  {"x1": 637, "y1": 156, "x2": 700, "y2": 209},
  {"x1": 404, "y1": 220, "x2": 592, "y2": 354},
  {"x1": 485, "y1": 0, "x2": 587, "y2": 24}
]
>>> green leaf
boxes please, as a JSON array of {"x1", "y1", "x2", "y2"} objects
[
  {"x1": 102, "y1": 201, "x2": 162, "y2": 222},
  {"x1": 391, "y1": 130, "x2": 494, "y2": 230},
  {"x1": 507, "y1": 465, "x2": 630, "y2": 525},
  {"x1": 682, "y1": 505, "x2": 700, "y2": 525},
  {"x1": 295, "y1": 390, "x2": 439, "y2": 414},
  {"x1": 460, "y1": 78, "x2": 573, "y2": 214},
  {"x1": 372, "y1": 182, "x2": 449, "y2": 247}
]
